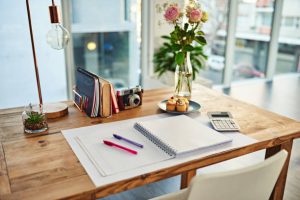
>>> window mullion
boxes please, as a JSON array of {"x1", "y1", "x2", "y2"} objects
[
  {"x1": 266, "y1": 0, "x2": 284, "y2": 80},
  {"x1": 223, "y1": 0, "x2": 238, "y2": 87},
  {"x1": 61, "y1": 0, "x2": 75, "y2": 99}
]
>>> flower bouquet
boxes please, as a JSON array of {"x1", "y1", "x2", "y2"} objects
[{"x1": 159, "y1": 0, "x2": 208, "y2": 99}]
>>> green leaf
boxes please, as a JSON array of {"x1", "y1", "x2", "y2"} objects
[
  {"x1": 184, "y1": 23, "x2": 189, "y2": 31},
  {"x1": 163, "y1": 42, "x2": 171, "y2": 48},
  {"x1": 183, "y1": 45, "x2": 194, "y2": 52},
  {"x1": 195, "y1": 36, "x2": 207, "y2": 45},
  {"x1": 153, "y1": 36, "x2": 208, "y2": 80},
  {"x1": 175, "y1": 52, "x2": 184, "y2": 65},
  {"x1": 197, "y1": 31, "x2": 205, "y2": 35},
  {"x1": 161, "y1": 35, "x2": 171, "y2": 40},
  {"x1": 189, "y1": 30, "x2": 195, "y2": 37},
  {"x1": 193, "y1": 46, "x2": 203, "y2": 51},
  {"x1": 172, "y1": 44, "x2": 181, "y2": 51},
  {"x1": 170, "y1": 31, "x2": 178, "y2": 42}
]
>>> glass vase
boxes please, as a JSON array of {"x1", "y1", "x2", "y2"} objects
[
  {"x1": 174, "y1": 52, "x2": 193, "y2": 99},
  {"x1": 22, "y1": 104, "x2": 48, "y2": 134}
]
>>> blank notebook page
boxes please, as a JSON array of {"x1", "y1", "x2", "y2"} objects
[
  {"x1": 75, "y1": 125, "x2": 173, "y2": 177},
  {"x1": 135, "y1": 115, "x2": 232, "y2": 155}
]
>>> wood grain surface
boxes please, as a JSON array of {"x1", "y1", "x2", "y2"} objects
[{"x1": 0, "y1": 86, "x2": 299, "y2": 200}]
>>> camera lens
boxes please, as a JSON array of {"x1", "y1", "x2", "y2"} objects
[
  {"x1": 134, "y1": 98, "x2": 140, "y2": 105},
  {"x1": 128, "y1": 94, "x2": 140, "y2": 107}
]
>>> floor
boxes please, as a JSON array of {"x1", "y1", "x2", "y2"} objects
[{"x1": 101, "y1": 74, "x2": 300, "y2": 200}]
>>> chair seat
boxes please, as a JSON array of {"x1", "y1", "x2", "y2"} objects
[
  {"x1": 149, "y1": 150, "x2": 287, "y2": 200},
  {"x1": 151, "y1": 189, "x2": 188, "y2": 200}
]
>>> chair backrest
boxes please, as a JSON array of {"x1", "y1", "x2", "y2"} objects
[{"x1": 187, "y1": 150, "x2": 288, "y2": 200}]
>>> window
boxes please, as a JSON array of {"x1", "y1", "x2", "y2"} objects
[
  {"x1": 199, "y1": 0, "x2": 229, "y2": 85},
  {"x1": 275, "y1": 0, "x2": 300, "y2": 74},
  {"x1": 69, "y1": 0, "x2": 141, "y2": 89},
  {"x1": 283, "y1": 17, "x2": 294, "y2": 27},
  {"x1": 73, "y1": 32, "x2": 130, "y2": 87},
  {"x1": 1, "y1": 0, "x2": 300, "y2": 110},
  {"x1": 232, "y1": 0, "x2": 275, "y2": 81},
  {"x1": 0, "y1": 0, "x2": 67, "y2": 109}
]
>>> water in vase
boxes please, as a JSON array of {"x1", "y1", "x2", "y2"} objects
[{"x1": 174, "y1": 71, "x2": 192, "y2": 99}]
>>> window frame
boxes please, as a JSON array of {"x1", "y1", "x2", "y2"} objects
[
  {"x1": 63, "y1": 0, "x2": 292, "y2": 94},
  {"x1": 62, "y1": 0, "x2": 141, "y2": 99}
]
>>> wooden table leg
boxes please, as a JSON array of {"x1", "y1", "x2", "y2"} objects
[
  {"x1": 265, "y1": 139, "x2": 293, "y2": 200},
  {"x1": 180, "y1": 170, "x2": 196, "y2": 189}
]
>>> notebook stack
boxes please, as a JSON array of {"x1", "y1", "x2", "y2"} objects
[{"x1": 74, "y1": 67, "x2": 118, "y2": 118}]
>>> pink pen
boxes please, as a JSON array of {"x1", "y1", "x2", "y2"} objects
[{"x1": 103, "y1": 140, "x2": 138, "y2": 155}]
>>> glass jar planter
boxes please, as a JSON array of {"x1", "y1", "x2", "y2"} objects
[
  {"x1": 22, "y1": 104, "x2": 48, "y2": 134},
  {"x1": 174, "y1": 52, "x2": 193, "y2": 99}
]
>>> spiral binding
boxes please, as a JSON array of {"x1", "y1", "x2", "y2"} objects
[{"x1": 134, "y1": 123, "x2": 176, "y2": 156}]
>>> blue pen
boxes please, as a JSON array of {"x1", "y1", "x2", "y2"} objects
[{"x1": 113, "y1": 134, "x2": 144, "y2": 148}]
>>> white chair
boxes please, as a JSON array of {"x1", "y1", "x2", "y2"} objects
[{"x1": 151, "y1": 150, "x2": 288, "y2": 200}]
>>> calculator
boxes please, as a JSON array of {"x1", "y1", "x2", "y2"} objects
[{"x1": 207, "y1": 112, "x2": 240, "y2": 132}]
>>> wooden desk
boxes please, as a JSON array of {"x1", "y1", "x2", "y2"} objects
[{"x1": 0, "y1": 86, "x2": 299, "y2": 200}]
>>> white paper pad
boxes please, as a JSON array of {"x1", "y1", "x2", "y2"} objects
[
  {"x1": 62, "y1": 113, "x2": 257, "y2": 187},
  {"x1": 75, "y1": 126, "x2": 173, "y2": 176}
]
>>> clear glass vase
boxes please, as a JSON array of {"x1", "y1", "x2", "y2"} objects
[
  {"x1": 174, "y1": 52, "x2": 193, "y2": 99},
  {"x1": 22, "y1": 104, "x2": 48, "y2": 134}
]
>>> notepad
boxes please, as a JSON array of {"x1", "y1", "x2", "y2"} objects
[
  {"x1": 134, "y1": 115, "x2": 232, "y2": 156},
  {"x1": 75, "y1": 126, "x2": 173, "y2": 176},
  {"x1": 75, "y1": 115, "x2": 232, "y2": 176}
]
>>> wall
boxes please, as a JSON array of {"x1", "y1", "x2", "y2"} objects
[
  {"x1": 0, "y1": 0, "x2": 67, "y2": 109},
  {"x1": 72, "y1": 0, "x2": 124, "y2": 25}
]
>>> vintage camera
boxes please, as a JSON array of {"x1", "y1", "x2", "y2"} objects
[{"x1": 117, "y1": 86, "x2": 143, "y2": 111}]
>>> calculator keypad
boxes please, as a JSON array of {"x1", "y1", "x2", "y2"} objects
[{"x1": 211, "y1": 119, "x2": 240, "y2": 131}]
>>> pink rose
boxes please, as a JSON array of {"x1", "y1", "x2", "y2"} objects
[
  {"x1": 164, "y1": 5, "x2": 180, "y2": 22},
  {"x1": 188, "y1": 9, "x2": 202, "y2": 23}
]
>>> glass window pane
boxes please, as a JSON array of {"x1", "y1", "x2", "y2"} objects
[
  {"x1": 233, "y1": 0, "x2": 275, "y2": 81},
  {"x1": 73, "y1": 32, "x2": 130, "y2": 87},
  {"x1": 199, "y1": 0, "x2": 229, "y2": 85},
  {"x1": 275, "y1": 0, "x2": 300, "y2": 74},
  {"x1": 71, "y1": 0, "x2": 141, "y2": 89},
  {"x1": 0, "y1": 0, "x2": 67, "y2": 109}
]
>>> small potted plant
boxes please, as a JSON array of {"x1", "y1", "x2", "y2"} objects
[{"x1": 22, "y1": 104, "x2": 48, "y2": 134}]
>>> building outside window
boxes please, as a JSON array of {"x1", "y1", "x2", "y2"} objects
[
  {"x1": 199, "y1": 0, "x2": 228, "y2": 85},
  {"x1": 275, "y1": 0, "x2": 300, "y2": 74},
  {"x1": 69, "y1": 0, "x2": 141, "y2": 89},
  {"x1": 232, "y1": 0, "x2": 274, "y2": 81}
]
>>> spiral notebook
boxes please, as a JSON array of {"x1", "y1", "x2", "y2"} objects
[
  {"x1": 75, "y1": 115, "x2": 232, "y2": 176},
  {"x1": 75, "y1": 125, "x2": 173, "y2": 176},
  {"x1": 134, "y1": 115, "x2": 232, "y2": 156}
]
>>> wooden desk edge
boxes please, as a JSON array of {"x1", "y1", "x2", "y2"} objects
[
  {"x1": 93, "y1": 131, "x2": 300, "y2": 199},
  {"x1": 1, "y1": 128, "x2": 299, "y2": 200}
]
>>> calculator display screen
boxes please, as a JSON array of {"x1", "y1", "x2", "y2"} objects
[{"x1": 211, "y1": 113, "x2": 230, "y2": 118}]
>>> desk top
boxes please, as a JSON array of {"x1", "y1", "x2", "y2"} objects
[{"x1": 1, "y1": 86, "x2": 299, "y2": 200}]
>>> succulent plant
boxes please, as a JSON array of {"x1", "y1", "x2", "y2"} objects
[{"x1": 25, "y1": 112, "x2": 44, "y2": 124}]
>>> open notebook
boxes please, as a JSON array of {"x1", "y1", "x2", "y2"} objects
[
  {"x1": 75, "y1": 115, "x2": 232, "y2": 176},
  {"x1": 134, "y1": 115, "x2": 232, "y2": 156}
]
